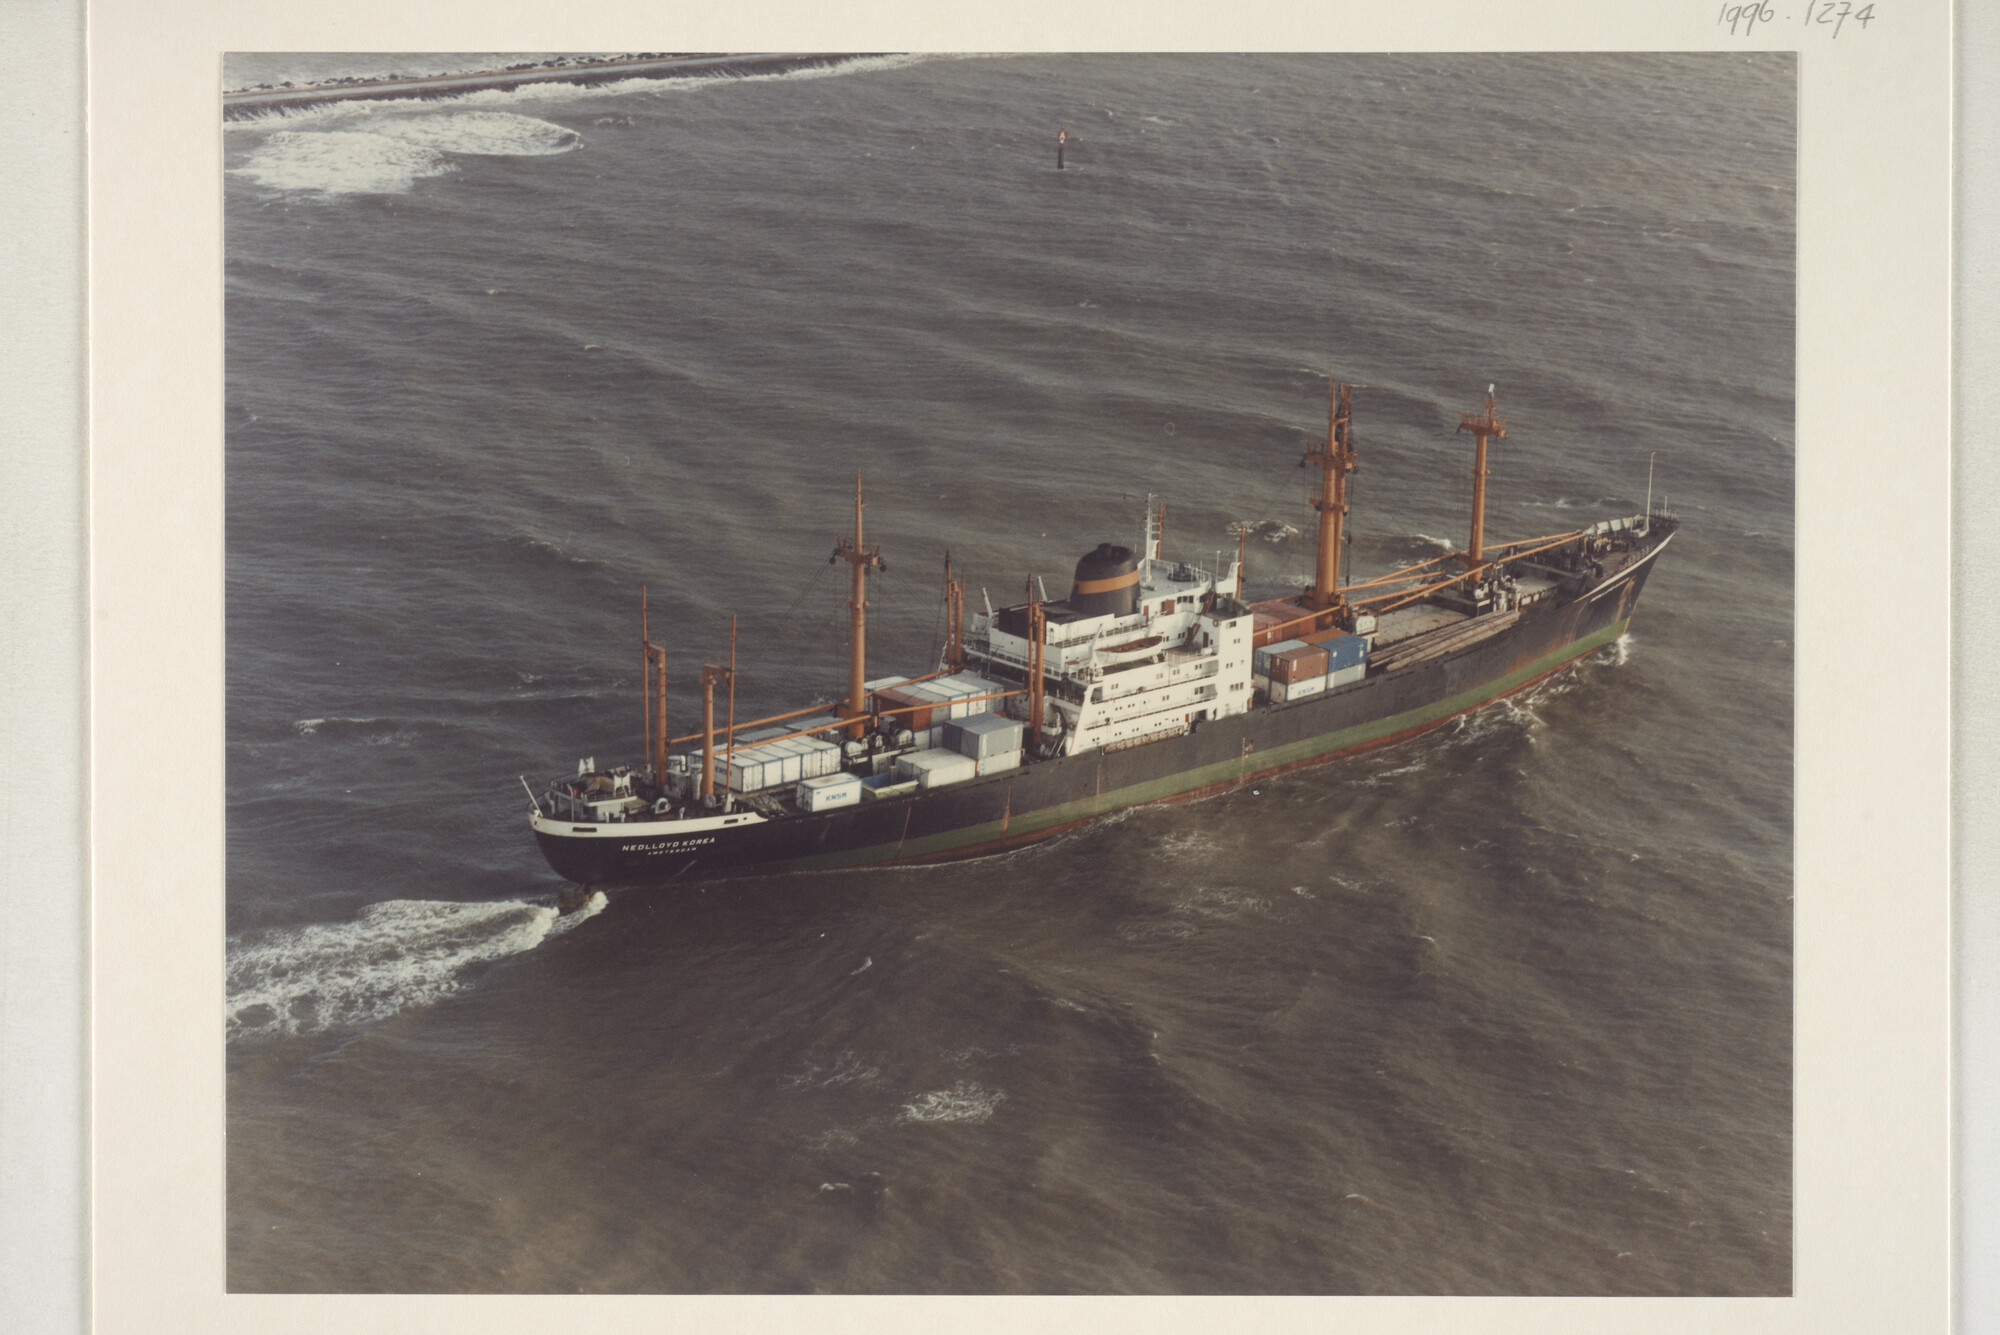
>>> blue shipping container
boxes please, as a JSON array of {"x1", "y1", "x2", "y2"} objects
[{"x1": 1323, "y1": 634, "x2": 1369, "y2": 672}]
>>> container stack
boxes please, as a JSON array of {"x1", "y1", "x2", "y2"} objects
[
  {"x1": 1251, "y1": 634, "x2": 1369, "y2": 703},
  {"x1": 872, "y1": 672, "x2": 1006, "y2": 749},
  {"x1": 714, "y1": 726, "x2": 843, "y2": 793},
  {"x1": 1259, "y1": 641, "x2": 1330, "y2": 703},
  {"x1": 1322, "y1": 633, "x2": 1369, "y2": 687},
  {"x1": 944, "y1": 712, "x2": 1024, "y2": 776}
]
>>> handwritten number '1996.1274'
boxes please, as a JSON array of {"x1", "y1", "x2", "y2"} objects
[{"x1": 1720, "y1": 1, "x2": 1875, "y2": 38}]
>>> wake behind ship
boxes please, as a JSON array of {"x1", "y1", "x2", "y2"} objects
[{"x1": 527, "y1": 380, "x2": 1678, "y2": 891}]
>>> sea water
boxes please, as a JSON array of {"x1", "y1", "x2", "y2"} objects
[{"x1": 224, "y1": 52, "x2": 1793, "y2": 1294}]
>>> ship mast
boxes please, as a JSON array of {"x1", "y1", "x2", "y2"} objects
[
  {"x1": 641, "y1": 586, "x2": 668, "y2": 779},
  {"x1": 691, "y1": 617, "x2": 739, "y2": 807},
  {"x1": 1026, "y1": 574, "x2": 1046, "y2": 747},
  {"x1": 1458, "y1": 387, "x2": 1507, "y2": 573},
  {"x1": 831, "y1": 472, "x2": 884, "y2": 738},
  {"x1": 1302, "y1": 375, "x2": 1357, "y2": 616},
  {"x1": 699, "y1": 662, "x2": 728, "y2": 803},
  {"x1": 943, "y1": 550, "x2": 965, "y2": 671}
]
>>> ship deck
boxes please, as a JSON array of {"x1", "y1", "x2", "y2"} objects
[{"x1": 1369, "y1": 603, "x2": 1469, "y2": 648}]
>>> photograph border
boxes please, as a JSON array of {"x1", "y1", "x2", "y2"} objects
[{"x1": 80, "y1": 3, "x2": 1953, "y2": 1331}]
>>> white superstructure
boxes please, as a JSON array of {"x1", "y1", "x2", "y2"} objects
[{"x1": 969, "y1": 500, "x2": 1257, "y2": 758}]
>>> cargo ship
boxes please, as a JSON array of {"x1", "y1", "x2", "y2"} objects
[{"x1": 527, "y1": 379, "x2": 1677, "y2": 892}]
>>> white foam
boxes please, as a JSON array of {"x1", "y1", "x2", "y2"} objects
[
  {"x1": 1226, "y1": 518, "x2": 1300, "y2": 544},
  {"x1": 1153, "y1": 828, "x2": 1221, "y2": 861},
  {"x1": 898, "y1": 1081, "x2": 1005, "y2": 1125},
  {"x1": 368, "y1": 111, "x2": 582, "y2": 157},
  {"x1": 228, "y1": 111, "x2": 580, "y2": 197},
  {"x1": 229, "y1": 130, "x2": 455, "y2": 196},
  {"x1": 226, "y1": 892, "x2": 602, "y2": 1041}
]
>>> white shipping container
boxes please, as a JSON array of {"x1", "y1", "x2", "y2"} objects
[
  {"x1": 895, "y1": 747, "x2": 977, "y2": 789},
  {"x1": 1329, "y1": 663, "x2": 1365, "y2": 688},
  {"x1": 797, "y1": 773, "x2": 862, "y2": 812},
  {"x1": 917, "y1": 756, "x2": 977, "y2": 789},
  {"x1": 1269, "y1": 675, "x2": 1327, "y2": 704},
  {"x1": 947, "y1": 713, "x2": 1024, "y2": 760},
  {"x1": 716, "y1": 750, "x2": 797, "y2": 792},
  {"x1": 975, "y1": 751, "x2": 1021, "y2": 777},
  {"x1": 797, "y1": 736, "x2": 842, "y2": 778},
  {"x1": 938, "y1": 672, "x2": 1003, "y2": 714}
]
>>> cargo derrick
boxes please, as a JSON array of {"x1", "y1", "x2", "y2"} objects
[
  {"x1": 1458, "y1": 389, "x2": 1507, "y2": 576},
  {"x1": 942, "y1": 551, "x2": 966, "y2": 673},
  {"x1": 1301, "y1": 376, "x2": 1357, "y2": 621},
  {"x1": 831, "y1": 472, "x2": 883, "y2": 739},
  {"x1": 640, "y1": 587, "x2": 668, "y2": 780}
]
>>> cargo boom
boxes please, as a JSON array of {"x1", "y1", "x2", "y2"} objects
[{"x1": 528, "y1": 379, "x2": 1677, "y2": 892}]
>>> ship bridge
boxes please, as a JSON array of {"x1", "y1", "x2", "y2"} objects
[{"x1": 970, "y1": 500, "x2": 1258, "y2": 758}]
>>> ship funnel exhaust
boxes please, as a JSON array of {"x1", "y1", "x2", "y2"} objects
[{"x1": 1070, "y1": 543, "x2": 1139, "y2": 617}]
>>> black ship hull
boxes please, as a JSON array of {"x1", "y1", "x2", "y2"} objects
[{"x1": 532, "y1": 532, "x2": 1668, "y2": 887}]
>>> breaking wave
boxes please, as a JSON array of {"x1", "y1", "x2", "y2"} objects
[
  {"x1": 228, "y1": 111, "x2": 582, "y2": 197},
  {"x1": 372, "y1": 110, "x2": 581, "y2": 156},
  {"x1": 226, "y1": 892, "x2": 604, "y2": 1041},
  {"x1": 230, "y1": 130, "x2": 457, "y2": 195}
]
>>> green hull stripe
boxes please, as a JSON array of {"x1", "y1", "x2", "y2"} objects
[{"x1": 779, "y1": 618, "x2": 1630, "y2": 873}]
